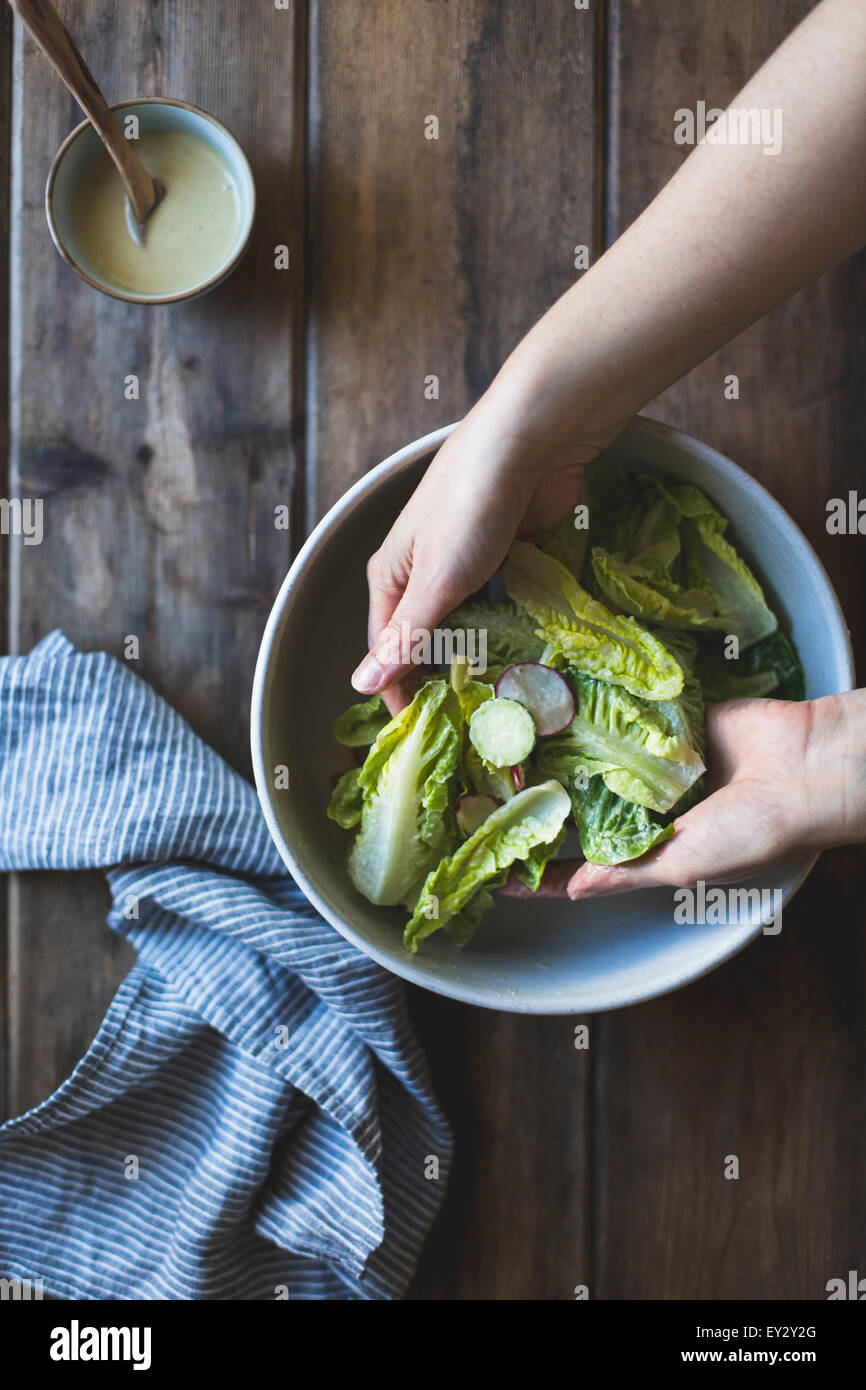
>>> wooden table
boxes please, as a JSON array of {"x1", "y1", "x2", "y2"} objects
[{"x1": 1, "y1": 0, "x2": 864, "y2": 1300}]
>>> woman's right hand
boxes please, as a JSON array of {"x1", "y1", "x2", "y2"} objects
[{"x1": 352, "y1": 380, "x2": 620, "y2": 715}]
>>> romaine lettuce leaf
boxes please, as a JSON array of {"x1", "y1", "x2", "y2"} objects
[
  {"x1": 644, "y1": 476, "x2": 777, "y2": 649},
  {"x1": 333, "y1": 693, "x2": 390, "y2": 747},
  {"x1": 502, "y1": 542, "x2": 684, "y2": 701},
  {"x1": 445, "y1": 873, "x2": 507, "y2": 947},
  {"x1": 536, "y1": 671, "x2": 705, "y2": 813},
  {"x1": 592, "y1": 546, "x2": 722, "y2": 630},
  {"x1": 571, "y1": 775, "x2": 674, "y2": 866},
  {"x1": 649, "y1": 626, "x2": 706, "y2": 812},
  {"x1": 542, "y1": 509, "x2": 588, "y2": 581},
  {"x1": 514, "y1": 823, "x2": 568, "y2": 890},
  {"x1": 627, "y1": 493, "x2": 682, "y2": 579},
  {"x1": 445, "y1": 600, "x2": 545, "y2": 673},
  {"x1": 588, "y1": 472, "x2": 777, "y2": 649},
  {"x1": 649, "y1": 627, "x2": 705, "y2": 757},
  {"x1": 696, "y1": 628, "x2": 805, "y2": 701},
  {"x1": 682, "y1": 514, "x2": 777, "y2": 649},
  {"x1": 342, "y1": 679, "x2": 462, "y2": 906},
  {"x1": 583, "y1": 460, "x2": 644, "y2": 556},
  {"x1": 404, "y1": 779, "x2": 571, "y2": 951},
  {"x1": 327, "y1": 767, "x2": 364, "y2": 828}
]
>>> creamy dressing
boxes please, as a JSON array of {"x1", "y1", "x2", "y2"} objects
[{"x1": 71, "y1": 130, "x2": 243, "y2": 296}]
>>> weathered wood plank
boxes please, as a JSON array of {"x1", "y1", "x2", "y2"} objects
[
  {"x1": 309, "y1": 0, "x2": 601, "y2": 1298},
  {"x1": 307, "y1": 0, "x2": 600, "y2": 519},
  {"x1": 5, "y1": 0, "x2": 302, "y2": 1117},
  {"x1": 597, "y1": 0, "x2": 866, "y2": 1299}
]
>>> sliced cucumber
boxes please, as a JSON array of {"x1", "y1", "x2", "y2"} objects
[{"x1": 469, "y1": 697, "x2": 536, "y2": 766}]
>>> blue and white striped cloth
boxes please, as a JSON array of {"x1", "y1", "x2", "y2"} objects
[{"x1": 0, "y1": 632, "x2": 452, "y2": 1299}]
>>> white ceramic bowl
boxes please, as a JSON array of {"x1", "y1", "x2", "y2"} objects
[
  {"x1": 252, "y1": 417, "x2": 854, "y2": 1014},
  {"x1": 46, "y1": 98, "x2": 255, "y2": 304}
]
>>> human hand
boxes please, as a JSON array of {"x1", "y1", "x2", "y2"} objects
[
  {"x1": 351, "y1": 382, "x2": 618, "y2": 715},
  {"x1": 504, "y1": 690, "x2": 866, "y2": 902}
]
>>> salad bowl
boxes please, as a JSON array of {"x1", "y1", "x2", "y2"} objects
[{"x1": 251, "y1": 417, "x2": 854, "y2": 1013}]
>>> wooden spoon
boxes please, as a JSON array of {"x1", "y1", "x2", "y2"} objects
[{"x1": 10, "y1": 0, "x2": 165, "y2": 244}]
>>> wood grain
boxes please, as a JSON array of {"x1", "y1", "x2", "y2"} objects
[
  {"x1": 4, "y1": 0, "x2": 303, "y2": 1115},
  {"x1": 308, "y1": 0, "x2": 601, "y2": 1298},
  {"x1": 307, "y1": 0, "x2": 600, "y2": 519},
  {"x1": 2, "y1": 0, "x2": 864, "y2": 1302},
  {"x1": 596, "y1": 0, "x2": 866, "y2": 1299}
]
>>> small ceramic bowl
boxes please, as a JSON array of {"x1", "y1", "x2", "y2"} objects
[
  {"x1": 251, "y1": 417, "x2": 855, "y2": 1014},
  {"x1": 46, "y1": 97, "x2": 255, "y2": 304}
]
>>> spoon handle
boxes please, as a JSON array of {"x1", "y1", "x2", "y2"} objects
[{"x1": 10, "y1": 0, "x2": 158, "y2": 224}]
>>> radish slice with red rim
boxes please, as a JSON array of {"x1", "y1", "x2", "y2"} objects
[{"x1": 495, "y1": 663, "x2": 575, "y2": 737}]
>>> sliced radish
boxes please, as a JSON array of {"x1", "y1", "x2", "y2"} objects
[
  {"x1": 469, "y1": 697, "x2": 536, "y2": 765},
  {"x1": 511, "y1": 764, "x2": 525, "y2": 792},
  {"x1": 456, "y1": 793, "x2": 501, "y2": 837},
  {"x1": 495, "y1": 662, "x2": 575, "y2": 737}
]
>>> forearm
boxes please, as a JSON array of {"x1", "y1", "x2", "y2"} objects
[{"x1": 474, "y1": 0, "x2": 866, "y2": 470}]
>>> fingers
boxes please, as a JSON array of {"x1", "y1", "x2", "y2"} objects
[
  {"x1": 566, "y1": 854, "x2": 674, "y2": 901},
  {"x1": 381, "y1": 671, "x2": 420, "y2": 718},
  {"x1": 566, "y1": 800, "x2": 718, "y2": 900},
  {"x1": 353, "y1": 546, "x2": 409, "y2": 694},
  {"x1": 497, "y1": 859, "x2": 583, "y2": 898},
  {"x1": 565, "y1": 770, "x2": 802, "y2": 900},
  {"x1": 352, "y1": 560, "x2": 463, "y2": 697}
]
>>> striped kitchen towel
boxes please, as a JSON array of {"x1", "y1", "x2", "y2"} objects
[{"x1": 0, "y1": 631, "x2": 452, "y2": 1300}]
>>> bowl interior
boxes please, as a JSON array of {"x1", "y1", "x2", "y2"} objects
[
  {"x1": 48, "y1": 100, "x2": 255, "y2": 302},
  {"x1": 255, "y1": 419, "x2": 854, "y2": 1013}
]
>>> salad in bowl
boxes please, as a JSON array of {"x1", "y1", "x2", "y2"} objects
[{"x1": 328, "y1": 460, "x2": 804, "y2": 954}]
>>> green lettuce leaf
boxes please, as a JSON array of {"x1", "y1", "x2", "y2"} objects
[
  {"x1": 570, "y1": 775, "x2": 675, "y2": 866},
  {"x1": 583, "y1": 460, "x2": 644, "y2": 556},
  {"x1": 342, "y1": 679, "x2": 462, "y2": 906},
  {"x1": 645, "y1": 476, "x2": 777, "y2": 649},
  {"x1": 649, "y1": 627, "x2": 705, "y2": 757},
  {"x1": 542, "y1": 509, "x2": 589, "y2": 581},
  {"x1": 404, "y1": 779, "x2": 571, "y2": 952},
  {"x1": 514, "y1": 823, "x2": 568, "y2": 890},
  {"x1": 333, "y1": 693, "x2": 390, "y2": 748},
  {"x1": 696, "y1": 628, "x2": 805, "y2": 702},
  {"x1": 682, "y1": 514, "x2": 777, "y2": 649},
  {"x1": 627, "y1": 492, "x2": 682, "y2": 579},
  {"x1": 650, "y1": 626, "x2": 706, "y2": 812},
  {"x1": 445, "y1": 873, "x2": 508, "y2": 948},
  {"x1": 502, "y1": 542, "x2": 684, "y2": 701},
  {"x1": 587, "y1": 471, "x2": 777, "y2": 649},
  {"x1": 536, "y1": 671, "x2": 705, "y2": 814},
  {"x1": 327, "y1": 768, "x2": 364, "y2": 828},
  {"x1": 592, "y1": 546, "x2": 722, "y2": 630},
  {"x1": 445, "y1": 600, "x2": 545, "y2": 674}
]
